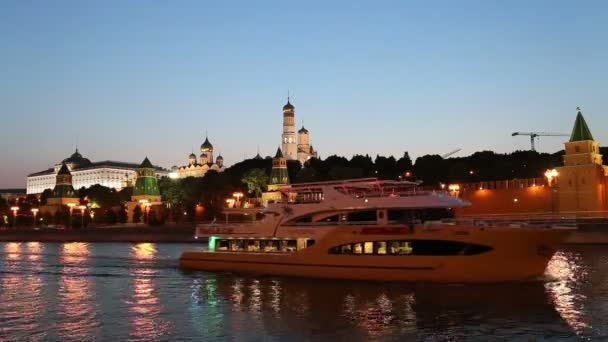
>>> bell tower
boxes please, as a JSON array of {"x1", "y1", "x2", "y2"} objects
[{"x1": 281, "y1": 97, "x2": 297, "y2": 160}]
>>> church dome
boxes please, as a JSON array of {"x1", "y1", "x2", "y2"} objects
[
  {"x1": 189, "y1": 153, "x2": 196, "y2": 159},
  {"x1": 283, "y1": 100, "x2": 294, "y2": 111},
  {"x1": 62, "y1": 148, "x2": 92, "y2": 168},
  {"x1": 298, "y1": 126, "x2": 308, "y2": 134},
  {"x1": 216, "y1": 154, "x2": 223, "y2": 160},
  {"x1": 201, "y1": 137, "x2": 213, "y2": 151}
]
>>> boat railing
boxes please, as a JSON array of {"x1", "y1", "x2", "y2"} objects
[{"x1": 439, "y1": 217, "x2": 578, "y2": 229}]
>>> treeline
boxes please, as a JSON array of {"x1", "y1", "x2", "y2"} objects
[{"x1": 2, "y1": 148, "x2": 601, "y2": 226}]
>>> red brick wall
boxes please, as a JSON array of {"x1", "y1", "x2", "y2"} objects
[{"x1": 454, "y1": 185, "x2": 554, "y2": 217}]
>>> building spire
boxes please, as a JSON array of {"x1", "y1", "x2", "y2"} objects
[{"x1": 569, "y1": 107, "x2": 594, "y2": 142}]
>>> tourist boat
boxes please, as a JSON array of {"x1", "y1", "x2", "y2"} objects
[{"x1": 179, "y1": 178, "x2": 574, "y2": 283}]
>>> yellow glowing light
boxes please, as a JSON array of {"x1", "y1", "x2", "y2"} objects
[
  {"x1": 448, "y1": 184, "x2": 460, "y2": 191},
  {"x1": 31, "y1": 208, "x2": 39, "y2": 213}
]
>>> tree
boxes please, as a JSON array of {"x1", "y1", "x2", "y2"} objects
[
  {"x1": 117, "y1": 206, "x2": 128, "y2": 224},
  {"x1": 104, "y1": 209, "x2": 118, "y2": 224},
  {"x1": 133, "y1": 205, "x2": 142, "y2": 224},
  {"x1": 241, "y1": 168, "x2": 269, "y2": 198}
]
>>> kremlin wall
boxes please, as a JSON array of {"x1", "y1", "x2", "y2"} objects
[{"x1": 454, "y1": 109, "x2": 608, "y2": 219}]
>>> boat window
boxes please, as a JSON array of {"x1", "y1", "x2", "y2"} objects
[
  {"x1": 329, "y1": 240, "x2": 493, "y2": 256},
  {"x1": 295, "y1": 216, "x2": 312, "y2": 223},
  {"x1": 262, "y1": 240, "x2": 279, "y2": 252},
  {"x1": 247, "y1": 240, "x2": 261, "y2": 252},
  {"x1": 218, "y1": 240, "x2": 229, "y2": 251},
  {"x1": 306, "y1": 239, "x2": 316, "y2": 248},
  {"x1": 347, "y1": 211, "x2": 377, "y2": 222},
  {"x1": 340, "y1": 244, "x2": 352, "y2": 254},
  {"x1": 323, "y1": 215, "x2": 340, "y2": 223},
  {"x1": 375, "y1": 241, "x2": 387, "y2": 255}
]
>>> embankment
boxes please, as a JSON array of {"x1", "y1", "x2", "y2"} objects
[{"x1": 0, "y1": 225, "x2": 199, "y2": 243}]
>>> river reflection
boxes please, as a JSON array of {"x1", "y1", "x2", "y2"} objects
[
  {"x1": 0, "y1": 243, "x2": 606, "y2": 340},
  {"x1": 187, "y1": 272, "x2": 573, "y2": 340},
  {"x1": 127, "y1": 243, "x2": 171, "y2": 341},
  {"x1": 57, "y1": 242, "x2": 99, "y2": 341}
]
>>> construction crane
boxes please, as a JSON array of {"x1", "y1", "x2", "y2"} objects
[
  {"x1": 511, "y1": 132, "x2": 569, "y2": 151},
  {"x1": 441, "y1": 148, "x2": 461, "y2": 159}
]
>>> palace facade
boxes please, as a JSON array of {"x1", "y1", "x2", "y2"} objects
[{"x1": 26, "y1": 149, "x2": 169, "y2": 194}]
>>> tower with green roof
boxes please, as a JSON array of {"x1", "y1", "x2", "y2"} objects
[
  {"x1": 262, "y1": 147, "x2": 291, "y2": 205},
  {"x1": 556, "y1": 108, "x2": 608, "y2": 212},
  {"x1": 128, "y1": 157, "x2": 162, "y2": 223},
  {"x1": 133, "y1": 157, "x2": 161, "y2": 197},
  {"x1": 268, "y1": 147, "x2": 290, "y2": 191}
]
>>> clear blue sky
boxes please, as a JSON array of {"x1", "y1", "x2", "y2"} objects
[{"x1": 1, "y1": 0, "x2": 607, "y2": 187}]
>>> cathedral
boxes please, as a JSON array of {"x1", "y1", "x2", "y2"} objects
[
  {"x1": 281, "y1": 98, "x2": 318, "y2": 164},
  {"x1": 174, "y1": 135, "x2": 225, "y2": 178}
]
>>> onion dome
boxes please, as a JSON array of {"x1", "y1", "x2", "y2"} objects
[
  {"x1": 283, "y1": 100, "x2": 294, "y2": 111},
  {"x1": 216, "y1": 154, "x2": 223, "y2": 161},
  {"x1": 200, "y1": 137, "x2": 213, "y2": 151},
  {"x1": 189, "y1": 153, "x2": 196, "y2": 159},
  {"x1": 298, "y1": 126, "x2": 308, "y2": 134}
]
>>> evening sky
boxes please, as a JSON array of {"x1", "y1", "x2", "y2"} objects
[{"x1": 1, "y1": 0, "x2": 607, "y2": 187}]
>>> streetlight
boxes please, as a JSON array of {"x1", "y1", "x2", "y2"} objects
[
  {"x1": 10, "y1": 206, "x2": 19, "y2": 227},
  {"x1": 545, "y1": 169, "x2": 558, "y2": 187},
  {"x1": 78, "y1": 205, "x2": 87, "y2": 228},
  {"x1": 139, "y1": 199, "x2": 150, "y2": 224},
  {"x1": 67, "y1": 203, "x2": 76, "y2": 228},
  {"x1": 31, "y1": 208, "x2": 39, "y2": 227},
  {"x1": 233, "y1": 192, "x2": 243, "y2": 208}
]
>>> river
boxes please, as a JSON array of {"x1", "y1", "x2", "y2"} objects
[{"x1": 0, "y1": 242, "x2": 606, "y2": 341}]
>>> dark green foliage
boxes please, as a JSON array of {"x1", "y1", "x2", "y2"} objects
[
  {"x1": 241, "y1": 168, "x2": 269, "y2": 197},
  {"x1": 80, "y1": 184, "x2": 122, "y2": 208},
  {"x1": 117, "y1": 207, "x2": 128, "y2": 224},
  {"x1": 133, "y1": 205, "x2": 142, "y2": 224},
  {"x1": 104, "y1": 209, "x2": 118, "y2": 224}
]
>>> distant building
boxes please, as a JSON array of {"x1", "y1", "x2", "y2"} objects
[
  {"x1": 174, "y1": 135, "x2": 225, "y2": 179},
  {"x1": 26, "y1": 149, "x2": 168, "y2": 194},
  {"x1": 280, "y1": 98, "x2": 318, "y2": 164},
  {"x1": 0, "y1": 189, "x2": 26, "y2": 202}
]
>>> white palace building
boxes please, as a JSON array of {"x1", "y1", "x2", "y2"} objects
[{"x1": 26, "y1": 149, "x2": 169, "y2": 195}]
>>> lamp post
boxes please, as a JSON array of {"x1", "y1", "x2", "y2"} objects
[
  {"x1": 139, "y1": 199, "x2": 150, "y2": 225},
  {"x1": 67, "y1": 203, "x2": 76, "y2": 228},
  {"x1": 233, "y1": 192, "x2": 243, "y2": 208},
  {"x1": 78, "y1": 205, "x2": 87, "y2": 228},
  {"x1": 545, "y1": 169, "x2": 559, "y2": 214},
  {"x1": 31, "y1": 208, "x2": 39, "y2": 227},
  {"x1": 10, "y1": 206, "x2": 19, "y2": 227}
]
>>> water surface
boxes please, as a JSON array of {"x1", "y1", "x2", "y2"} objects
[{"x1": 0, "y1": 242, "x2": 606, "y2": 341}]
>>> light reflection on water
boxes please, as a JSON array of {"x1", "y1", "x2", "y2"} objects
[
  {"x1": 0, "y1": 243, "x2": 606, "y2": 340},
  {"x1": 127, "y1": 243, "x2": 171, "y2": 341}
]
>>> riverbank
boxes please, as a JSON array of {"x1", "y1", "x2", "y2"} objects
[{"x1": 0, "y1": 225, "x2": 199, "y2": 243}]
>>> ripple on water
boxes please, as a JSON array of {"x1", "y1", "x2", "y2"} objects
[{"x1": 0, "y1": 243, "x2": 607, "y2": 340}]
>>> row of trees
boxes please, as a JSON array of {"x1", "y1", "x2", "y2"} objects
[{"x1": 0, "y1": 148, "x2": 590, "y2": 226}]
